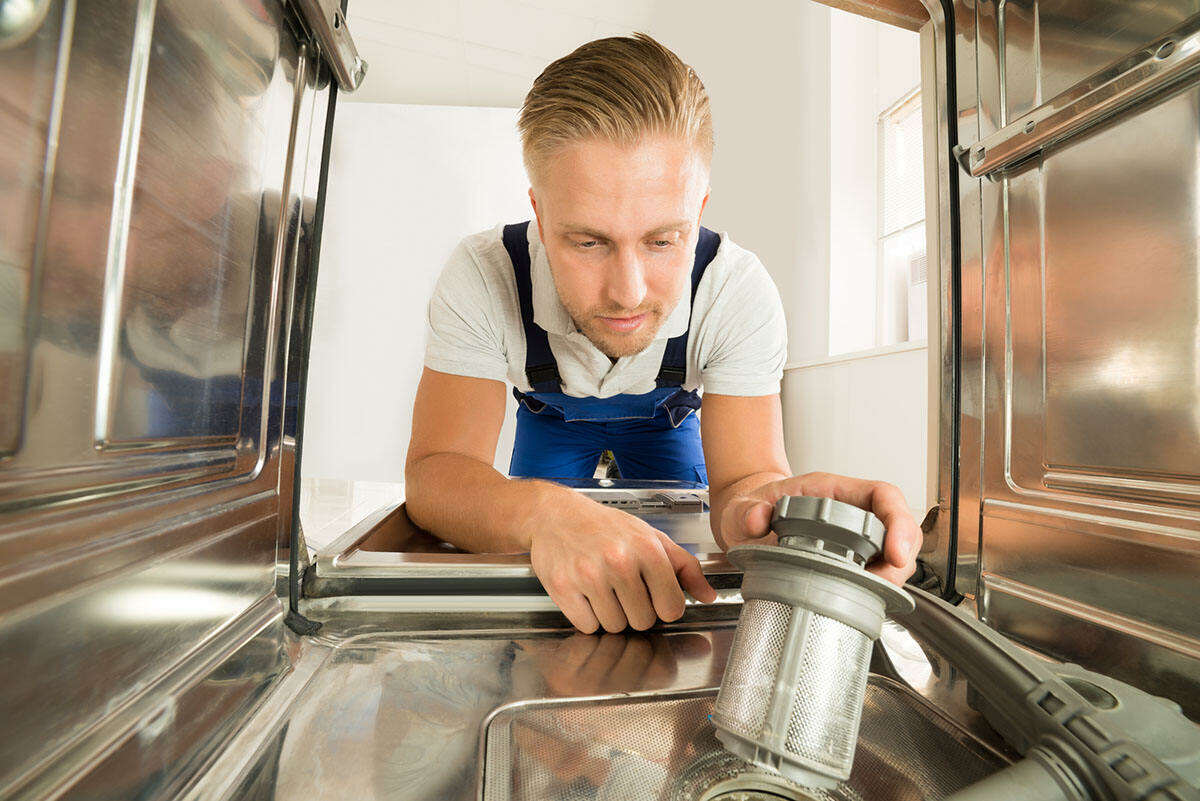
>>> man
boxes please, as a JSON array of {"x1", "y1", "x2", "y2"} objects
[{"x1": 406, "y1": 33, "x2": 921, "y2": 634}]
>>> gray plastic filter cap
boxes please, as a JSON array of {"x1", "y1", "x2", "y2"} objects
[{"x1": 772, "y1": 496, "x2": 886, "y2": 564}]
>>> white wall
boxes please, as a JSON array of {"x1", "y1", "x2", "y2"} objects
[
  {"x1": 343, "y1": 1, "x2": 656, "y2": 108},
  {"x1": 827, "y1": 9, "x2": 921, "y2": 356},
  {"x1": 303, "y1": 104, "x2": 527, "y2": 481},
  {"x1": 782, "y1": 10, "x2": 929, "y2": 514},
  {"x1": 343, "y1": 0, "x2": 833, "y2": 362},
  {"x1": 782, "y1": 343, "x2": 928, "y2": 514}
]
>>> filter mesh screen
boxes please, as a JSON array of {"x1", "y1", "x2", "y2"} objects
[
  {"x1": 784, "y1": 613, "x2": 872, "y2": 773},
  {"x1": 481, "y1": 681, "x2": 1006, "y2": 801},
  {"x1": 713, "y1": 599, "x2": 792, "y2": 738}
]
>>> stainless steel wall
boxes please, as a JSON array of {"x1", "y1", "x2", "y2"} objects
[
  {"x1": 0, "y1": 0, "x2": 330, "y2": 796},
  {"x1": 951, "y1": 0, "x2": 1200, "y2": 716}
]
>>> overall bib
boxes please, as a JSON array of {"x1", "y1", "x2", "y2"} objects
[{"x1": 504, "y1": 221, "x2": 720, "y2": 486}]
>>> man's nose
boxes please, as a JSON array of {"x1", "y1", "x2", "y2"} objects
[{"x1": 604, "y1": 247, "x2": 647, "y2": 311}]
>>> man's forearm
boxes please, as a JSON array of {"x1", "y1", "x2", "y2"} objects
[
  {"x1": 406, "y1": 453, "x2": 568, "y2": 552},
  {"x1": 709, "y1": 470, "x2": 789, "y2": 550}
]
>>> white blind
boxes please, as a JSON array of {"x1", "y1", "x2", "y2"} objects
[{"x1": 880, "y1": 92, "x2": 925, "y2": 236}]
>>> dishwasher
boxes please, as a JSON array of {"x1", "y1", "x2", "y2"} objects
[{"x1": 1, "y1": 1, "x2": 1198, "y2": 800}]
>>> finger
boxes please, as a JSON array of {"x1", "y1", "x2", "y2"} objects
[
  {"x1": 611, "y1": 570, "x2": 658, "y2": 631},
  {"x1": 639, "y1": 540, "x2": 688, "y2": 622},
  {"x1": 657, "y1": 532, "x2": 718, "y2": 603},
  {"x1": 868, "y1": 559, "x2": 916, "y2": 588},
  {"x1": 550, "y1": 590, "x2": 601, "y2": 634},
  {"x1": 720, "y1": 496, "x2": 776, "y2": 548},
  {"x1": 862, "y1": 483, "x2": 923, "y2": 569},
  {"x1": 776, "y1": 474, "x2": 922, "y2": 571},
  {"x1": 585, "y1": 586, "x2": 629, "y2": 633}
]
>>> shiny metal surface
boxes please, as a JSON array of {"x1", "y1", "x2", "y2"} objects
[
  {"x1": 951, "y1": 0, "x2": 989, "y2": 601},
  {"x1": 964, "y1": 11, "x2": 1200, "y2": 177},
  {"x1": 307, "y1": 488, "x2": 743, "y2": 607},
  {"x1": 292, "y1": 0, "x2": 367, "y2": 91},
  {"x1": 0, "y1": 0, "x2": 51, "y2": 47},
  {"x1": 0, "y1": 0, "x2": 331, "y2": 796},
  {"x1": 482, "y1": 680, "x2": 1002, "y2": 801},
  {"x1": 170, "y1": 622, "x2": 1006, "y2": 801},
  {"x1": 953, "y1": 0, "x2": 1200, "y2": 716}
]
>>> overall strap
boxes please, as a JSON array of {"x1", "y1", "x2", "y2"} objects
[
  {"x1": 656, "y1": 227, "x2": 721, "y2": 388},
  {"x1": 502, "y1": 221, "x2": 562, "y2": 393}
]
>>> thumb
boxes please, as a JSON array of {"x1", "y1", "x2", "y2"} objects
[
  {"x1": 720, "y1": 497, "x2": 775, "y2": 549},
  {"x1": 658, "y1": 533, "x2": 718, "y2": 604}
]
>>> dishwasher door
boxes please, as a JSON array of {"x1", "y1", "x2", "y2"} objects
[
  {"x1": 301, "y1": 482, "x2": 745, "y2": 622},
  {"x1": 948, "y1": 0, "x2": 1200, "y2": 718}
]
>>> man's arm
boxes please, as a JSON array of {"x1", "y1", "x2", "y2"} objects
[
  {"x1": 405, "y1": 368, "x2": 544, "y2": 552},
  {"x1": 700, "y1": 393, "x2": 922, "y2": 585},
  {"x1": 405, "y1": 368, "x2": 716, "y2": 633}
]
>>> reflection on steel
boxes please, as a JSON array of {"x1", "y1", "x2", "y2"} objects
[
  {"x1": 94, "y1": 0, "x2": 156, "y2": 443},
  {"x1": 306, "y1": 490, "x2": 744, "y2": 619},
  {"x1": 962, "y1": 11, "x2": 1200, "y2": 177},
  {"x1": 0, "y1": 0, "x2": 330, "y2": 796},
  {"x1": 0, "y1": 0, "x2": 52, "y2": 48},
  {"x1": 956, "y1": 0, "x2": 1200, "y2": 717},
  {"x1": 172, "y1": 625, "x2": 1005, "y2": 801},
  {"x1": 292, "y1": 0, "x2": 366, "y2": 91},
  {"x1": 481, "y1": 682, "x2": 999, "y2": 801}
]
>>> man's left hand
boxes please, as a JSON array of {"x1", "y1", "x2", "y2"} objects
[{"x1": 719, "y1": 472, "x2": 922, "y2": 586}]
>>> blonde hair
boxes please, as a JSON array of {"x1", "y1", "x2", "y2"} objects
[{"x1": 518, "y1": 33, "x2": 713, "y2": 181}]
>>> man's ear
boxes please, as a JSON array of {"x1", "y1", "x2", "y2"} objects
[
  {"x1": 528, "y1": 187, "x2": 544, "y2": 241},
  {"x1": 699, "y1": 188, "x2": 711, "y2": 220}
]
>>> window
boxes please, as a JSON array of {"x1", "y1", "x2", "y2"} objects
[
  {"x1": 877, "y1": 87, "x2": 927, "y2": 348},
  {"x1": 826, "y1": 9, "x2": 925, "y2": 357}
]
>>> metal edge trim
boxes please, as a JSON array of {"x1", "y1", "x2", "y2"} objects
[
  {"x1": 299, "y1": 588, "x2": 746, "y2": 615},
  {"x1": 475, "y1": 687, "x2": 721, "y2": 800},
  {"x1": 981, "y1": 573, "x2": 1200, "y2": 659},
  {"x1": 982, "y1": 497, "x2": 1200, "y2": 546},
  {"x1": 2, "y1": 595, "x2": 285, "y2": 799},
  {"x1": 174, "y1": 641, "x2": 334, "y2": 801},
  {"x1": 964, "y1": 11, "x2": 1200, "y2": 176},
  {"x1": 310, "y1": 500, "x2": 405, "y2": 561}
]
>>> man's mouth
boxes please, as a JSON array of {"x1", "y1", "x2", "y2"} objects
[{"x1": 597, "y1": 313, "x2": 647, "y2": 333}]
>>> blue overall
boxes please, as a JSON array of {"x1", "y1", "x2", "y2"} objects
[{"x1": 504, "y1": 221, "x2": 720, "y2": 485}]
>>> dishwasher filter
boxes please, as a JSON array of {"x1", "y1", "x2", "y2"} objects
[{"x1": 711, "y1": 497, "x2": 916, "y2": 788}]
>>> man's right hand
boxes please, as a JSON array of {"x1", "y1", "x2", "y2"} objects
[{"x1": 529, "y1": 493, "x2": 718, "y2": 633}]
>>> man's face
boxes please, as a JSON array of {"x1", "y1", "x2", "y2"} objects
[{"x1": 529, "y1": 136, "x2": 710, "y2": 358}]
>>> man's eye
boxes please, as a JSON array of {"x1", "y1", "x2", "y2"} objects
[
  {"x1": 576, "y1": 240, "x2": 599, "y2": 249},
  {"x1": 650, "y1": 240, "x2": 672, "y2": 249}
]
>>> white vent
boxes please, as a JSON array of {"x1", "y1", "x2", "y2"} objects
[{"x1": 909, "y1": 250, "x2": 928, "y2": 285}]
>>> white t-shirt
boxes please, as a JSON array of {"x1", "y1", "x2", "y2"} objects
[{"x1": 423, "y1": 223, "x2": 787, "y2": 398}]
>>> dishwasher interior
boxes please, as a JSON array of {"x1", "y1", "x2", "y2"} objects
[
  {"x1": 186, "y1": 488, "x2": 1198, "y2": 801},
  {"x1": 4, "y1": 0, "x2": 1200, "y2": 799},
  {"x1": 197, "y1": 625, "x2": 1009, "y2": 801}
]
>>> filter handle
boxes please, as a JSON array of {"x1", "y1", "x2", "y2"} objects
[{"x1": 771, "y1": 496, "x2": 886, "y2": 564}]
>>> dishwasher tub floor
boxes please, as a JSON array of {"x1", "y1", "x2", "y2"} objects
[{"x1": 219, "y1": 625, "x2": 1007, "y2": 801}]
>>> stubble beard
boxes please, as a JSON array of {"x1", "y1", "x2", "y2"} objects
[{"x1": 572, "y1": 304, "x2": 665, "y2": 358}]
